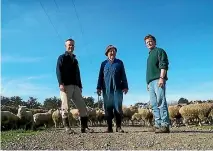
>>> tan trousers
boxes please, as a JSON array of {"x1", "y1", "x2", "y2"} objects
[{"x1": 60, "y1": 85, "x2": 88, "y2": 118}]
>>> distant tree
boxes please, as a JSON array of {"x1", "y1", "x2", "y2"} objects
[
  {"x1": 43, "y1": 96, "x2": 61, "y2": 109},
  {"x1": 1, "y1": 96, "x2": 10, "y2": 105},
  {"x1": 178, "y1": 97, "x2": 189, "y2": 104},
  {"x1": 26, "y1": 97, "x2": 42, "y2": 109},
  {"x1": 94, "y1": 98, "x2": 104, "y2": 109},
  {"x1": 83, "y1": 96, "x2": 95, "y2": 108},
  {"x1": 207, "y1": 99, "x2": 213, "y2": 103},
  {"x1": 9, "y1": 96, "x2": 23, "y2": 107}
]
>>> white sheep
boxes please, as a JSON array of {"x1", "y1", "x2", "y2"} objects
[
  {"x1": 96, "y1": 109, "x2": 105, "y2": 126},
  {"x1": 1, "y1": 111, "x2": 19, "y2": 130},
  {"x1": 70, "y1": 109, "x2": 80, "y2": 126},
  {"x1": 52, "y1": 109, "x2": 63, "y2": 128},
  {"x1": 179, "y1": 103, "x2": 213, "y2": 126},
  {"x1": 138, "y1": 108, "x2": 153, "y2": 127},
  {"x1": 86, "y1": 107, "x2": 97, "y2": 126},
  {"x1": 168, "y1": 105, "x2": 183, "y2": 127},
  {"x1": 17, "y1": 105, "x2": 34, "y2": 130},
  {"x1": 33, "y1": 109, "x2": 54, "y2": 128}
]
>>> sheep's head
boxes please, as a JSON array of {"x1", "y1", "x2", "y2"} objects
[
  {"x1": 18, "y1": 106, "x2": 27, "y2": 115},
  {"x1": 48, "y1": 109, "x2": 53, "y2": 114}
]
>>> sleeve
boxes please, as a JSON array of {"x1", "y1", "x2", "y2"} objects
[
  {"x1": 120, "y1": 61, "x2": 129, "y2": 90},
  {"x1": 56, "y1": 55, "x2": 63, "y2": 86},
  {"x1": 76, "y1": 59, "x2": 83, "y2": 89},
  {"x1": 96, "y1": 62, "x2": 104, "y2": 90},
  {"x1": 159, "y1": 49, "x2": 169, "y2": 70}
]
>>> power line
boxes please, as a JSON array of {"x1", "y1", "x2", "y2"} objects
[
  {"x1": 53, "y1": 0, "x2": 92, "y2": 64},
  {"x1": 53, "y1": 0, "x2": 60, "y2": 11},
  {"x1": 71, "y1": 0, "x2": 91, "y2": 63},
  {"x1": 38, "y1": 0, "x2": 63, "y2": 42},
  {"x1": 71, "y1": 0, "x2": 85, "y2": 40}
]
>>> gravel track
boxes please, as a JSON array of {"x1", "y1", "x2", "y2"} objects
[{"x1": 1, "y1": 126, "x2": 213, "y2": 150}]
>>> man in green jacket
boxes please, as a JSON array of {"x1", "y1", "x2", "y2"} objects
[{"x1": 144, "y1": 34, "x2": 170, "y2": 133}]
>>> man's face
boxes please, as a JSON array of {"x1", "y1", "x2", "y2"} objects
[
  {"x1": 65, "y1": 40, "x2": 75, "y2": 52},
  {"x1": 107, "y1": 48, "x2": 116, "y2": 59},
  {"x1": 145, "y1": 38, "x2": 156, "y2": 49}
]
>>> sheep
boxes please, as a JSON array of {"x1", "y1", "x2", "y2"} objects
[
  {"x1": 33, "y1": 109, "x2": 54, "y2": 128},
  {"x1": 1, "y1": 111, "x2": 19, "y2": 131},
  {"x1": 208, "y1": 108, "x2": 213, "y2": 124},
  {"x1": 197, "y1": 103, "x2": 213, "y2": 125},
  {"x1": 1, "y1": 105, "x2": 18, "y2": 114},
  {"x1": 131, "y1": 113, "x2": 142, "y2": 125},
  {"x1": 179, "y1": 103, "x2": 213, "y2": 126},
  {"x1": 70, "y1": 109, "x2": 80, "y2": 126},
  {"x1": 96, "y1": 109, "x2": 105, "y2": 126},
  {"x1": 17, "y1": 105, "x2": 34, "y2": 130},
  {"x1": 52, "y1": 109, "x2": 63, "y2": 128},
  {"x1": 168, "y1": 105, "x2": 183, "y2": 127},
  {"x1": 138, "y1": 108, "x2": 153, "y2": 127},
  {"x1": 122, "y1": 105, "x2": 138, "y2": 125},
  {"x1": 28, "y1": 109, "x2": 48, "y2": 115},
  {"x1": 86, "y1": 107, "x2": 97, "y2": 126}
]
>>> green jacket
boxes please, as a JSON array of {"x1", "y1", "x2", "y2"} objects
[{"x1": 146, "y1": 47, "x2": 169, "y2": 84}]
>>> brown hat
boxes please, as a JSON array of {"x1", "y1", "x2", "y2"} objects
[{"x1": 105, "y1": 45, "x2": 117, "y2": 56}]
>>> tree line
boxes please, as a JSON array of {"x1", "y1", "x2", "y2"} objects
[
  {"x1": 1, "y1": 96, "x2": 104, "y2": 110},
  {"x1": 1, "y1": 95, "x2": 212, "y2": 110}
]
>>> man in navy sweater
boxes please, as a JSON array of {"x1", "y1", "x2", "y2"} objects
[{"x1": 56, "y1": 38, "x2": 93, "y2": 134}]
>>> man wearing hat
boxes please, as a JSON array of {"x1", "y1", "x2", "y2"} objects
[{"x1": 96, "y1": 45, "x2": 129, "y2": 133}]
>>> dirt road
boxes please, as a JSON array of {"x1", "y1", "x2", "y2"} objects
[{"x1": 1, "y1": 126, "x2": 213, "y2": 150}]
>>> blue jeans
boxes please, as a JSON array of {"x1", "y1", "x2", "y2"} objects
[{"x1": 149, "y1": 79, "x2": 170, "y2": 128}]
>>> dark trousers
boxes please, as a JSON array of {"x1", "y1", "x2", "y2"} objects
[{"x1": 103, "y1": 90, "x2": 123, "y2": 128}]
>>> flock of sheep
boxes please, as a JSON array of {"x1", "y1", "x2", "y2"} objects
[{"x1": 1, "y1": 102, "x2": 213, "y2": 131}]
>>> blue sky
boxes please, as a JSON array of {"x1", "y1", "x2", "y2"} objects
[{"x1": 1, "y1": 0, "x2": 213, "y2": 105}]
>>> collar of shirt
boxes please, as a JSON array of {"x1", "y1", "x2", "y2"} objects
[
  {"x1": 107, "y1": 58, "x2": 116, "y2": 63},
  {"x1": 64, "y1": 51, "x2": 76, "y2": 58}
]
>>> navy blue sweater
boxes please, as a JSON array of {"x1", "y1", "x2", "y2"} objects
[{"x1": 56, "y1": 51, "x2": 82, "y2": 88}]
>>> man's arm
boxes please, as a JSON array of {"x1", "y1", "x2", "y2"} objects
[
  {"x1": 160, "y1": 69, "x2": 167, "y2": 78},
  {"x1": 97, "y1": 62, "x2": 104, "y2": 90},
  {"x1": 158, "y1": 49, "x2": 169, "y2": 87},
  {"x1": 76, "y1": 60, "x2": 82, "y2": 89},
  {"x1": 120, "y1": 61, "x2": 129, "y2": 90},
  {"x1": 56, "y1": 55, "x2": 63, "y2": 86},
  {"x1": 159, "y1": 49, "x2": 169, "y2": 72}
]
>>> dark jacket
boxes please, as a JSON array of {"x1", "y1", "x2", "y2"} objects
[
  {"x1": 146, "y1": 47, "x2": 169, "y2": 84},
  {"x1": 56, "y1": 51, "x2": 82, "y2": 88},
  {"x1": 97, "y1": 58, "x2": 128, "y2": 91}
]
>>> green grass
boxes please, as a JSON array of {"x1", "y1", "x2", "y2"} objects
[
  {"x1": 199, "y1": 125, "x2": 213, "y2": 129},
  {"x1": 1, "y1": 129, "x2": 41, "y2": 143},
  {"x1": 191, "y1": 125, "x2": 213, "y2": 130}
]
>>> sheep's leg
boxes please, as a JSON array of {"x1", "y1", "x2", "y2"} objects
[{"x1": 54, "y1": 121, "x2": 57, "y2": 128}]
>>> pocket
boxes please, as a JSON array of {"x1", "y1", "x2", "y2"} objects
[{"x1": 104, "y1": 68, "x2": 110, "y2": 74}]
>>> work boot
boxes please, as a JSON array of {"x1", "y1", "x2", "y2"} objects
[
  {"x1": 62, "y1": 117, "x2": 75, "y2": 134},
  {"x1": 105, "y1": 118, "x2": 113, "y2": 133},
  {"x1": 155, "y1": 126, "x2": 170, "y2": 133},
  {"x1": 80, "y1": 116, "x2": 94, "y2": 133},
  {"x1": 148, "y1": 126, "x2": 159, "y2": 132},
  {"x1": 115, "y1": 115, "x2": 124, "y2": 133},
  {"x1": 116, "y1": 127, "x2": 124, "y2": 133}
]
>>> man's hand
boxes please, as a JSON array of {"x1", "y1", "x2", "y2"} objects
[
  {"x1": 147, "y1": 84, "x2": 149, "y2": 91},
  {"x1": 158, "y1": 78, "x2": 165, "y2": 87},
  {"x1": 97, "y1": 89, "x2": 102, "y2": 96},
  {"x1": 122, "y1": 88, "x2": 128, "y2": 95},
  {"x1": 59, "y1": 84, "x2": 65, "y2": 92}
]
